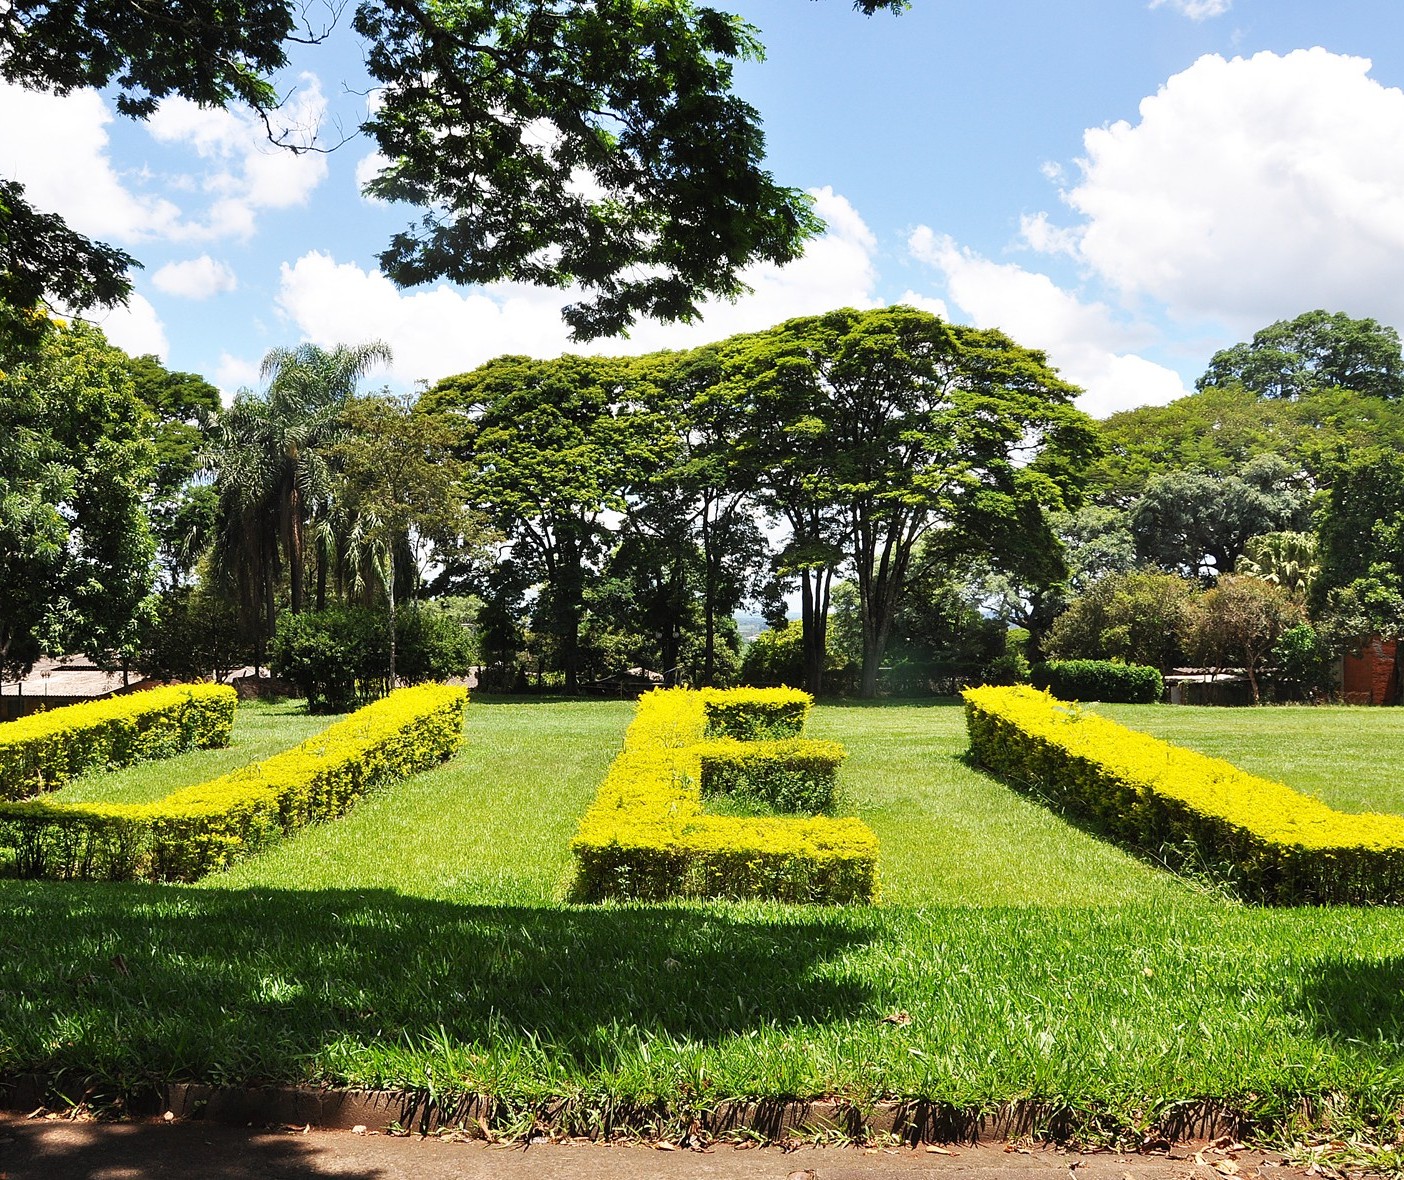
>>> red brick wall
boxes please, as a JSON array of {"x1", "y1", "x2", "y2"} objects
[{"x1": 1342, "y1": 636, "x2": 1399, "y2": 705}]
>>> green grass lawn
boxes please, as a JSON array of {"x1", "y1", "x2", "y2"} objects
[
  {"x1": 47, "y1": 700, "x2": 344, "y2": 807},
  {"x1": 3, "y1": 695, "x2": 1404, "y2": 1139},
  {"x1": 1097, "y1": 702, "x2": 1404, "y2": 815}
]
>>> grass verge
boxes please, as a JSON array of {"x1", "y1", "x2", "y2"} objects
[{"x1": 2, "y1": 697, "x2": 1403, "y2": 1142}]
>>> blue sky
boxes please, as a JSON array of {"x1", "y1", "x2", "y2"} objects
[{"x1": 5, "y1": 0, "x2": 1404, "y2": 415}]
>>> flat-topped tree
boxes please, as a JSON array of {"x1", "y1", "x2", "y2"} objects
[{"x1": 717, "y1": 306, "x2": 1096, "y2": 698}]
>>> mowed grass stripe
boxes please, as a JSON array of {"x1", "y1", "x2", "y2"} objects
[
  {"x1": 45, "y1": 700, "x2": 344, "y2": 807},
  {"x1": 1096, "y1": 702, "x2": 1404, "y2": 816},
  {"x1": 209, "y1": 697, "x2": 634, "y2": 903},
  {"x1": 806, "y1": 702, "x2": 1190, "y2": 907}
]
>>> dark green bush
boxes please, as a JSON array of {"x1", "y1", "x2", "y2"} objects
[
  {"x1": 271, "y1": 604, "x2": 474, "y2": 712},
  {"x1": 1031, "y1": 659, "x2": 1164, "y2": 704}
]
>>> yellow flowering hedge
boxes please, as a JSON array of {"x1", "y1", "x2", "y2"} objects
[
  {"x1": 0, "y1": 684, "x2": 237, "y2": 801},
  {"x1": 964, "y1": 684, "x2": 1404, "y2": 904},
  {"x1": 571, "y1": 687, "x2": 877, "y2": 903},
  {"x1": 0, "y1": 684, "x2": 467, "y2": 882},
  {"x1": 699, "y1": 686, "x2": 811, "y2": 741}
]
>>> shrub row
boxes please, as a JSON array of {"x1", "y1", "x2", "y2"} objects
[
  {"x1": 572, "y1": 688, "x2": 877, "y2": 904},
  {"x1": 700, "y1": 687, "x2": 811, "y2": 741},
  {"x1": 0, "y1": 684, "x2": 467, "y2": 882},
  {"x1": 1030, "y1": 660, "x2": 1164, "y2": 704},
  {"x1": 0, "y1": 684, "x2": 236, "y2": 802},
  {"x1": 963, "y1": 684, "x2": 1404, "y2": 904}
]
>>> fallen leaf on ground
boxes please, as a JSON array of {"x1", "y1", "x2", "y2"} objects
[{"x1": 927, "y1": 1145, "x2": 952, "y2": 1154}]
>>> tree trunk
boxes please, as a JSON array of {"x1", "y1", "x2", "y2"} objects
[
  {"x1": 701, "y1": 510, "x2": 717, "y2": 686},
  {"x1": 288, "y1": 483, "x2": 305, "y2": 614},
  {"x1": 387, "y1": 553, "x2": 397, "y2": 694},
  {"x1": 799, "y1": 566, "x2": 832, "y2": 697}
]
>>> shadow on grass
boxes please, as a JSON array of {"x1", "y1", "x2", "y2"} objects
[
  {"x1": 1298, "y1": 957, "x2": 1404, "y2": 1045},
  {"x1": 0, "y1": 883, "x2": 873, "y2": 1093}
]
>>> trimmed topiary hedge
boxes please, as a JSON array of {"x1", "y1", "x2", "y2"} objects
[
  {"x1": 0, "y1": 684, "x2": 467, "y2": 882},
  {"x1": 964, "y1": 684, "x2": 1404, "y2": 904},
  {"x1": 700, "y1": 686, "x2": 811, "y2": 741},
  {"x1": 1031, "y1": 660, "x2": 1164, "y2": 704},
  {"x1": 0, "y1": 684, "x2": 236, "y2": 801},
  {"x1": 571, "y1": 687, "x2": 877, "y2": 904}
]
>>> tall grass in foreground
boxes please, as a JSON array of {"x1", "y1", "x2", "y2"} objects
[{"x1": 2, "y1": 697, "x2": 1404, "y2": 1135}]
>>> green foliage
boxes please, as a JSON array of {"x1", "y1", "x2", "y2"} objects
[
  {"x1": 1045, "y1": 569, "x2": 1200, "y2": 672},
  {"x1": 355, "y1": 0, "x2": 822, "y2": 339},
  {"x1": 740, "y1": 622, "x2": 806, "y2": 689},
  {"x1": 0, "y1": 684, "x2": 235, "y2": 801},
  {"x1": 965, "y1": 685, "x2": 1404, "y2": 905},
  {"x1": 1180, "y1": 575, "x2": 1305, "y2": 702},
  {"x1": 0, "y1": 319, "x2": 158, "y2": 676},
  {"x1": 700, "y1": 686, "x2": 811, "y2": 740},
  {"x1": 0, "y1": 184, "x2": 136, "y2": 357},
  {"x1": 426, "y1": 354, "x2": 639, "y2": 692},
  {"x1": 1235, "y1": 531, "x2": 1319, "y2": 601},
  {"x1": 716, "y1": 306, "x2": 1095, "y2": 698},
  {"x1": 138, "y1": 587, "x2": 253, "y2": 683},
  {"x1": 1271, "y1": 623, "x2": 1335, "y2": 701},
  {"x1": 1314, "y1": 449, "x2": 1404, "y2": 636},
  {"x1": 1198, "y1": 309, "x2": 1404, "y2": 400},
  {"x1": 0, "y1": 685, "x2": 467, "y2": 881},
  {"x1": 696, "y1": 737, "x2": 845, "y2": 814},
  {"x1": 271, "y1": 604, "x2": 472, "y2": 712},
  {"x1": 1089, "y1": 384, "x2": 1404, "y2": 503},
  {"x1": 1031, "y1": 660, "x2": 1163, "y2": 704},
  {"x1": 1129, "y1": 454, "x2": 1312, "y2": 579}
]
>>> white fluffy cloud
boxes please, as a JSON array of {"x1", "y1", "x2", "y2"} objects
[
  {"x1": 274, "y1": 187, "x2": 882, "y2": 387},
  {"x1": 1148, "y1": 0, "x2": 1230, "y2": 19},
  {"x1": 85, "y1": 294, "x2": 169, "y2": 360},
  {"x1": 1034, "y1": 49, "x2": 1404, "y2": 333},
  {"x1": 910, "y1": 228, "x2": 1189, "y2": 416},
  {"x1": 0, "y1": 74, "x2": 328, "y2": 248},
  {"x1": 152, "y1": 256, "x2": 239, "y2": 299},
  {"x1": 0, "y1": 83, "x2": 184, "y2": 242},
  {"x1": 146, "y1": 75, "x2": 329, "y2": 240}
]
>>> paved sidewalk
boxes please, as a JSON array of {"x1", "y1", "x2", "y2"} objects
[{"x1": 0, "y1": 1114, "x2": 1314, "y2": 1180}]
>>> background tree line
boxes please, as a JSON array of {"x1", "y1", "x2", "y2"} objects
[{"x1": 7, "y1": 304, "x2": 1404, "y2": 704}]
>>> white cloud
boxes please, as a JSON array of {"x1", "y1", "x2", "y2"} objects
[
  {"x1": 213, "y1": 352, "x2": 263, "y2": 403},
  {"x1": 274, "y1": 186, "x2": 882, "y2": 387},
  {"x1": 146, "y1": 75, "x2": 330, "y2": 240},
  {"x1": 152, "y1": 256, "x2": 239, "y2": 299},
  {"x1": 909, "y1": 228, "x2": 1189, "y2": 416},
  {"x1": 1018, "y1": 212, "x2": 1079, "y2": 257},
  {"x1": 1149, "y1": 0, "x2": 1230, "y2": 19},
  {"x1": 85, "y1": 294, "x2": 169, "y2": 360},
  {"x1": 0, "y1": 74, "x2": 329, "y2": 248},
  {"x1": 1046, "y1": 49, "x2": 1404, "y2": 333},
  {"x1": 0, "y1": 83, "x2": 183, "y2": 242}
]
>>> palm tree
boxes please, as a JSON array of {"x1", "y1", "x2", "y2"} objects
[
  {"x1": 204, "y1": 340, "x2": 392, "y2": 658},
  {"x1": 257, "y1": 341, "x2": 393, "y2": 614},
  {"x1": 1235, "y1": 531, "x2": 1320, "y2": 602}
]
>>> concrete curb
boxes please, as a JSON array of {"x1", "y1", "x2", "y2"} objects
[{"x1": 0, "y1": 1076, "x2": 1251, "y2": 1144}]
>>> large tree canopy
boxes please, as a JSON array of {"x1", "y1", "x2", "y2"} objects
[
  {"x1": 0, "y1": 320, "x2": 158, "y2": 680},
  {"x1": 2, "y1": 0, "x2": 903, "y2": 348},
  {"x1": 1197, "y1": 309, "x2": 1404, "y2": 401}
]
